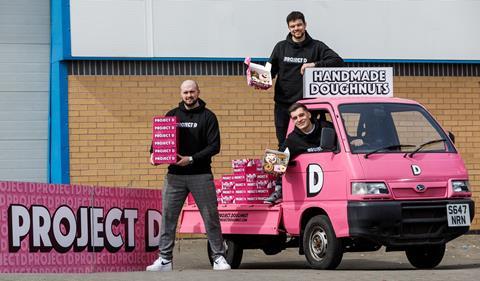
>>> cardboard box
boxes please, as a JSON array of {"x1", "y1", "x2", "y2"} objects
[
  {"x1": 232, "y1": 158, "x2": 261, "y2": 175},
  {"x1": 222, "y1": 195, "x2": 235, "y2": 204},
  {"x1": 262, "y1": 148, "x2": 290, "y2": 175},
  {"x1": 244, "y1": 57, "x2": 272, "y2": 90},
  {"x1": 152, "y1": 116, "x2": 178, "y2": 164},
  {"x1": 233, "y1": 175, "x2": 246, "y2": 183}
]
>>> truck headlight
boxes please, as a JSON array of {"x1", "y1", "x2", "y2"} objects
[
  {"x1": 351, "y1": 182, "x2": 389, "y2": 195},
  {"x1": 452, "y1": 180, "x2": 470, "y2": 192}
]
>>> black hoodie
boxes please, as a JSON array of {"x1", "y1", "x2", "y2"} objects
[
  {"x1": 282, "y1": 118, "x2": 335, "y2": 158},
  {"x1": 269, "y1": 31, "x2": 344, "y2": 104},
  {"x1": 151, "y1": 99, "x2": 220, "y2": 175},
  {"x1": 283, "y1": 121, "x2": 323, "y2": 159}
]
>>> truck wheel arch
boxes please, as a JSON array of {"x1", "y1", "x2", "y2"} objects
[{"x1": 299, "y1": 207, "x2": 329, "y2": 254}]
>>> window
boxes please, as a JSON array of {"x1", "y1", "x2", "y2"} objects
[{"x1": 339, "y1": 103, "x2": 455, "y2": 154}]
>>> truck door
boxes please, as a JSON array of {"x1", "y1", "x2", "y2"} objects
[{"x1": 281, "y1": 105, "x2": 348, "y2": 236}]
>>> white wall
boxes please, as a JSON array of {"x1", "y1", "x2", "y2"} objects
[{"x1": 70, "y1": 0, "x2": 480, "y2": 60}]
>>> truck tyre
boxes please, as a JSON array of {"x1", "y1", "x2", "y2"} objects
[
  {"x1": 303, "y1": 215, "x2": 343, "y2": 270},
  {"x1": 207, "y1": 239, "x2": 243, "y2": 269},
  {"x1": 405, "y1": 244, "x2": 445, "y2": 269}
]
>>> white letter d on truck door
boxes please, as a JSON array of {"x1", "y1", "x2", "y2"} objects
[{"x1": 307, "y1": 164, "x2": 324, "y2": 197}]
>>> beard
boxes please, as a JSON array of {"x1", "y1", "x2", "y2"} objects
[
  {"x1": 292, "y1": 31, "x2": 304, "y2": 39},
  {"x1": 183, "y1": 97, "x2": 199, "y2": 108},
  {"x1": 290, "y1": 27, "x2": 306, "y2": 41}
]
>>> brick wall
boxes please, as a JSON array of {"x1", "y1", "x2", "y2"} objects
[{"x1": 68, "y1": 75, "x2": 480, "y2": 229}]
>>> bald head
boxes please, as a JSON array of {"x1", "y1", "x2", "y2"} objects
[
  {"x1": 180, "y1": 80, "x2": 200, "y2": 109},
  {"x1": 180, "y1": 80, "x2": 199, "y2": 91}
]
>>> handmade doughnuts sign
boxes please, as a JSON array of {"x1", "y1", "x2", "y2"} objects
[
  {"x1": 0, "y1": 181, "x2": 162, "y2": 273},
  {"x1": 303, "y1": 67, "x2": 394, "y2": 98}
]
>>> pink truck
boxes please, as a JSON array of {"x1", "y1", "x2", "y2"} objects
[{"x1": 179, "y1": 97, "x2": 475, "y2": 269}]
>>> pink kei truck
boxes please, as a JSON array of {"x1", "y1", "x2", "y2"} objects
[{"x1": 179, "y1": 97, "x2": 475, "y2": 270}]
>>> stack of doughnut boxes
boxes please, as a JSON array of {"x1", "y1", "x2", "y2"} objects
[
  {"x1": 217, "y1": 159, "x2": 276, "y2": 204},
  {"x1": 152, "y1": 116, "x2": 177, "y2": 164}
]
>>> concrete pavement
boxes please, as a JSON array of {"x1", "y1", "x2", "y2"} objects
[{"x1": 1, "y1": 234, "x2": 479, "y2": 281}]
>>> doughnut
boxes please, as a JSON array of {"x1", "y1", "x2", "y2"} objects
[{"x1": 263, "y1": 163, "x2": 273, "y2": 172}]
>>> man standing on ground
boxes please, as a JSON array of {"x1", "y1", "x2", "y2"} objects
[
  {"x1": 147, "y1": 80, "x2": 230, "y2": 271},
  {"x1": 268, "y1": 11, "x2": 344, "y2": 148}
]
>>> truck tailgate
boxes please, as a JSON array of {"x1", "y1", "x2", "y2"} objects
[{"x1": 179, "y1": 204, "x2": 282, "y2": 235}]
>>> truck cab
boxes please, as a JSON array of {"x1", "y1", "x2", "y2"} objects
[{"x1": 179, "y1": 96, "x2": 474, "y2": 270}]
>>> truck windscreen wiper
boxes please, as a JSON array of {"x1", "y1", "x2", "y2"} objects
[
  {"x1": 364, "y1": 144, "x2": 415, "y2": 158},
  {"x1": 405, "y1": 139, "x2": 446, "y2": 158}
]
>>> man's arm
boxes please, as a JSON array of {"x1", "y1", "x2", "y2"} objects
[
  {"x1": 313, "y1": 42, "x2": 344, "y2": 67},
  {"x1": 301, "y1": 42, "x2": 344, "y2": 74},
  {"x1": 268, "y1": 43, "x2": 280, "y2": 79},
  {"x1": 191, "y1": 112, "x2": 221, "y2": 162},
  {"x1": 283, "y1": 137, "x2": 303, "y2": 160}
]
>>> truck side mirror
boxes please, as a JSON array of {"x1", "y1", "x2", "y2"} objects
[
  {"x1": 448, "y1": 131, "x2": 455, "y2": 144},
  {"x1": 320, "y1": 127, "x2": 336, "y2": 151}
]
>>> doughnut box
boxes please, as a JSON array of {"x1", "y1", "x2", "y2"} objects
[
  {"x1": 244, "y1": 57, "x2": 272, "y2": 90},
  {"x1": 152, "y1": 116, "x2": 178, "y2": 164},
  {"x1": 262, "y1": 149, "x2": 290, "y2": 175},
  {"x1": 218, "y1": 158, "x2": 276, "y2": 204}
]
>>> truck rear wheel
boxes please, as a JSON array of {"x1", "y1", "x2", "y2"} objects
[
  {"x1": 303, "y1": 215, "x2": 343, "y2": 269},
  {"x1": 405, "y1": 244, "x2": 445, "y2": 269},
  {"x1": 207, "y1": 238, "x2": 243, "y2": 269}
]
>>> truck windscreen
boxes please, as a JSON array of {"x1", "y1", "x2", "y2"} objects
[{"x1": 339, "y1": 103, "x2": 456, "y2": 154}]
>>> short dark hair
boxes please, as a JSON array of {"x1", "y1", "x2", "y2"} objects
[
  {"x1": 286, "y1": 11, "x2": 305, "y2": 24},
  {"x1": 288, "y1": 103, "x2": 309, "y2": 114}
]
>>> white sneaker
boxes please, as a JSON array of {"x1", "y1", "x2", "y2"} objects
[
  {"x1": 213, "y1": 256, "x2": 231, "y2": 270},
  {"x1": 146, "y1": 257, "x2": 172, "y2": 272}
]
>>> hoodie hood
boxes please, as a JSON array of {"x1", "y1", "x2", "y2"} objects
[{"x1": 286, "y1": 30, "x2": 314, "y2": 48}]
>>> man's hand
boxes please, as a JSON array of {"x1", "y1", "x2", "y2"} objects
[
  {"x1": 150, "y1": 153, "x2": 158, "y2": 166},
  {"x1": 350, "y1": 138, "x2": 364, "y2": 147},
  {"x1": 253, "y1": 85, "x2": 272, "y2": 91},
  {"x1": 300, "y1": 62, "x2": 316, "y2": 75},
  {"x1": 176, "y1": 154, "x2": 191, "y2": 167}
]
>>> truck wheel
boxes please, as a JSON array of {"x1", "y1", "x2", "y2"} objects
[
  {"x1": 405, "y1": 244, "x2": 445, "y2": 269},
  {"x1": 207, "y1": 239, "x2": 243, "y2": 269},
  {"x1": 303, "y1": 215, "x2": 343, "y2": 270}
]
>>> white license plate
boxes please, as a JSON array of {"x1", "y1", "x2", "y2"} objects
[{"x1": 446, "y1": 204, "x2": 471, "y2": 227}]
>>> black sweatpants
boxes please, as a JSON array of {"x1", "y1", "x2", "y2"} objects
[{"x1": 274, "y1": 102, "x2": 291, "y2": 149}]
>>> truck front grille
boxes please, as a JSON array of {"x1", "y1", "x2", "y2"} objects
[{"x1": 398, "y1": 201, "x2": 448, "y2": 242}]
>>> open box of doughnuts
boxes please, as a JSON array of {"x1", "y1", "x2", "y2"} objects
[
  {"x1": 244, "y1": 57, "x2": 272, "y2": 90},
  {"x1": 262, "y1": 149, "x2": 290, "y2": 175}
]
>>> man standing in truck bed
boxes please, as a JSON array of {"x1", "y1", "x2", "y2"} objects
[
  {"x1": 265, "y1": 103, "x2": 334, "y2": 203},
  {"x1": 268, "y1": 11, "x2": 344, "y2": 149}
]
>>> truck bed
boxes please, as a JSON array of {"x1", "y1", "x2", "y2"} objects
[{"x1": 179, "y1": 204, "x2": 283, "y2": 235}]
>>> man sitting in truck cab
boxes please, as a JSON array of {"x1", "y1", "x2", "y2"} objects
[{"x1": 265, "y1": 103, "x2": 335, "y2": 203}]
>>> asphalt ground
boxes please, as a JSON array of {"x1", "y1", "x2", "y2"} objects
[{"x1": 1, "y1": 234, "x2": 479, "y2": 281}]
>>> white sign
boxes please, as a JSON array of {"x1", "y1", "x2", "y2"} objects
[{"x1": 303, "y1": 67, "x2": 394, "y2": 98}]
